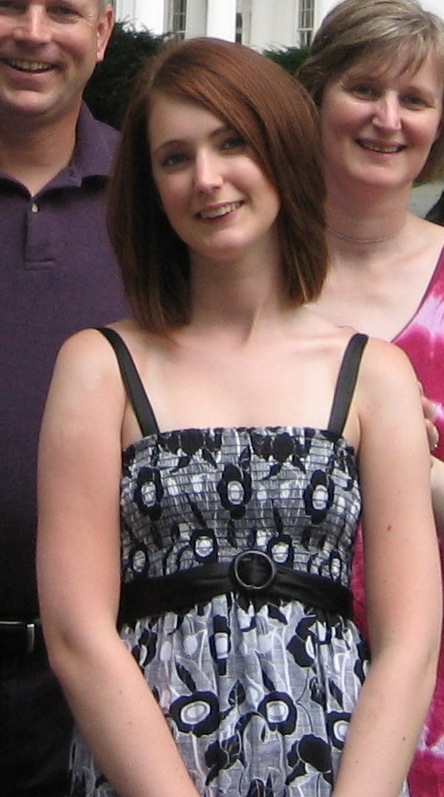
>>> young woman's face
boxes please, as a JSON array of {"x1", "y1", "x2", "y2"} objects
[
  {"x1": 148, "y1": 93, "x2": 281, "y2": 267},
  {"x1": 320, "y1": 51, "x2": 443, "y2": 194}
]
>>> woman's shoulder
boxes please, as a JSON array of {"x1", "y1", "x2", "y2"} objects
[
  {"x1": 56, "y1": 319, "x2": 145, "y2": 367},
  {"x1": 354, "y1": 335, "x2": 420, "y2": 417},
  {"x1": 50, "y1": 320, "x2": 146, "y2": 402},
  {"x1": 358, "y1": 334, "x2": 414, "y2": 374},
  {"x1": 408, "y1": 213, "x2": 444, "y2": 255},
  {"x1": 332, "y1": 332, "x2": 416, "y2": 398}
]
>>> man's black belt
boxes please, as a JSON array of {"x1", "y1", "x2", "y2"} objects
[
  {"x1": 119, "y1": 549, "x2": 354, "y2": 626},
  {"x1": 0, "y1": 618, "x2": 44, "y2": 658}
]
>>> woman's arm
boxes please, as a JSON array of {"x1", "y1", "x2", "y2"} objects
[
  {"x1": 431, "y1": 456, "x2": 444, "y2": 535},
  {"x1": 37, "y1": 329, "x2": 200, "y2": 797},
  {"x1": 333, "y1": 340, "x2": 442, "y2": 797},
  {"x1": 420, "y1": 390, "x2": 444, "y2": 535}
]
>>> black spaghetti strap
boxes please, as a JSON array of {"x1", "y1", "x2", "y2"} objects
[
  {"x1": 327, "y1": 333, "x2": 368, "y2": 438},
  {"x1": 96, "y1": 327, "x2": 159, "y2": 438}
]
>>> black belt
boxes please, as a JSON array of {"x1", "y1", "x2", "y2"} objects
[
  {"x1": 119, "y1": 550, "x2": 353, "y2": 626},
  {"x1": 0, "y1": 618, "x2": 44, "y2": 658}
]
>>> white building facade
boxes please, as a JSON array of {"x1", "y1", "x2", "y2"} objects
[{"x1": 113, "y1": 1, "x2": 444, "y2": 49}]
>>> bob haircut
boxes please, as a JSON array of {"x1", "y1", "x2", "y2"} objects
[
  {"x1": 108, "y1": 37, "x2": 327, "y2": 333},
  {"x1": 298, "y1": 0, "x2": 444, "y2": 183}
]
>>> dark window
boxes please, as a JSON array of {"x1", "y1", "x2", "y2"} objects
[
  {"x1": 236, "y1": 11, "x2": 242, "y2": 43},
  {"x1": 298, "y1": 0, "x2": 314, "y2": 47},
  {"x1": 170, "y1": 0, "x2": 187, "y2": 39}
]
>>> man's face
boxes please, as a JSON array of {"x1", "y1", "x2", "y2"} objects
[{"x1": 0, "y1": 1, "x2": 113, "y2": 127}]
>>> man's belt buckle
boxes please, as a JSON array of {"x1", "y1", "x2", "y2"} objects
[
  {"x1": 231, "y1": 550, "x2": 277, "y2": 594},
  {"x1": 0, "y1": 619, "x2": 39, "y2": 654}
]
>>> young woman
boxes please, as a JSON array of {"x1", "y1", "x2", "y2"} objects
[
  {"x1": 37, "y1": 38, "x2": 441, "y2": 797},
  {"x1": 298, "y1": 2, "x2": 444, "y2": 794}
]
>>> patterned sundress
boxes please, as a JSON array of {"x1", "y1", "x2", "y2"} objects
[{"x1": 70, "y1": 331, "x2": 408, "y2": 797}]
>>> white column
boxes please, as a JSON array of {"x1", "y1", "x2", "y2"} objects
[
  {"x1": 314, "y1": 0, "x2": 336, "y2": 31},
  {"x1": 138, "y1": 0, "x2": 165, "y2": 34},
  {"x1": 249, "y1": 0, "x2": 296, "y2": 49},
  {"x1": 115, "y1": 0, "x2": 165, "y2": 34},
  {"x1": 206, "y1": 0, "x2": 237, "y2": 41},
  {"x1": 186, "y1": 0, "x2": 208, "y2": 38}
]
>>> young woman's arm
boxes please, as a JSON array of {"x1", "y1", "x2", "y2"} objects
[
  {"x1": 332, "y1": 339, "x2": 442, "y2": 797},
  {"x1": 37, "y1": 329, "x2": 200, "y2": 797}
]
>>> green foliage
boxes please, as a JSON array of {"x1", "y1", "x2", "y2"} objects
[
  {"x1": 426, "y1": 190, "x2": 444, "y2": 224},
  {"x1": 84, "y1": 22, "x2": 165, "y2": 129},
  {"x1": 263, "y1": 46, "x2": 311, "y2": 75},
  {"x1": 84, "y1": 25, "x2": 311, "y2": 130}
]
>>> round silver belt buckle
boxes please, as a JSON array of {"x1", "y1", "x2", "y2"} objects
[{"x1": 231, "y1": 550, "x2": 277, "y2": 594}]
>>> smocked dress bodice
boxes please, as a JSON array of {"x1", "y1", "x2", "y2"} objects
[{"x1": 120, "y1": 425, "x2": 360, "y2": 590}]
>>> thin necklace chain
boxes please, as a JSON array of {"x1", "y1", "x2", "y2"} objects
[{"x1": 327, "y1": 218, "x2": 406, "y2": 245}]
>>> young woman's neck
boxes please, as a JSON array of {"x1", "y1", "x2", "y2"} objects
[{"x1": 188, "y1": 250, "x2": 290, "y2": 341}]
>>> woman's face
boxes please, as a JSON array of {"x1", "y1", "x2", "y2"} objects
[
  {"x1": 148, "y1": 93, "x2": 281, "y2": 267},
  {"x1": 320, "y1": 51, "x2": 443, "y2": 194}
]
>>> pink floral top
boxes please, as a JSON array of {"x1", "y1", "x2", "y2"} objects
[
  {"x1": 396, "y1": 248, "x2": 444, "y2": 457},
  {"x1": 352, "y1": 246, "x2": 444, "y2": 797}
]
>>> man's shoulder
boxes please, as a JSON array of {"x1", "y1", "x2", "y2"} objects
[
  {"x1": 78, "y1": 104, "x2": 119, "y2": 149},
  {"x1": 86, "y1": 113, "x2": 120, "y2": 146},
  {"x1": 74, "y1": 105, "x2": 120, "y2": 178}
]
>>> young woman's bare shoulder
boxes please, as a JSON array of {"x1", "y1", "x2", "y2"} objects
[
  {"x1": 355, "y1": 337, "x2": 420, "y2": 412},
  {"x1": 53, "y1": 327, "x2": 120, "y2": 387},
  {"x1": 360, "y1": 336, "x2": 414, "y2": 374},
  {"x1": 53, "y1": 319, "x2": 143, "y2": 383},
  {"x1": 49, "y1": 324, "x2": 139, "y2": 414}
]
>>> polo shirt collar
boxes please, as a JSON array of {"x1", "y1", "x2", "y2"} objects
[{"x1": 0, "y1": 103, "x2": 118, "y2": 194}]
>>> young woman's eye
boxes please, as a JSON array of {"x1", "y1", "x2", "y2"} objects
[
  {"x1": 0, "y1": 1, "x2": 20, "y2": 10},
  {"x1": 222, "y1": 135, "x2": 247, "y2": 151},
  {"x1": 161, "y1": 152, "x2": 189, "y2": 168}
]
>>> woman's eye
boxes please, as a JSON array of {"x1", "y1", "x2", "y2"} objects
[
  {"x1": 222, "y1": 136, "x2": 247, "y2": 151},
  {"x1": 403, "y1": 95, "x2": 427, "y2": 109},
  {"x1": 351, "y1": 84, "x2": 377, "y2": 99},
  {"x1": 161, "y1": 152, "x2": 189, "y2": 168}
]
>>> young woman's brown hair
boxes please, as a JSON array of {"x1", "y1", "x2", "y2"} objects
[
  {"x1": 108, "y1": 37, "x2": 327, "y2": 332},
  {"x1": 298, "y1": 0, "x2": 444, "y2": 183}
]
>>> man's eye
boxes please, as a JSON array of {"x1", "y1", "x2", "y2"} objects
[{"x1": 51, "y1": 4, "x2": 80, "y2": 16}]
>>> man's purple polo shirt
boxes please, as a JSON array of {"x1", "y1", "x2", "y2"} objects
[{"x1": 0, "y1": 105, "x2": 128, "y2": 618}]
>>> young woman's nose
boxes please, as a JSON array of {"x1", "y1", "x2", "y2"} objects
[
  {"x1": 372, "y1": 93, "x2": 402, "y2": 131},
  {"x1": 193, "y1": 150, "x2": 223, "y2": 193},
  {"x1": 13, "y1": 6, "x2": 52, "y2": 45}
]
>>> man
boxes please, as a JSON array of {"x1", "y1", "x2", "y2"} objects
[{"x1": 0, "y1": 2, "x2": 128, "y2": 794}]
